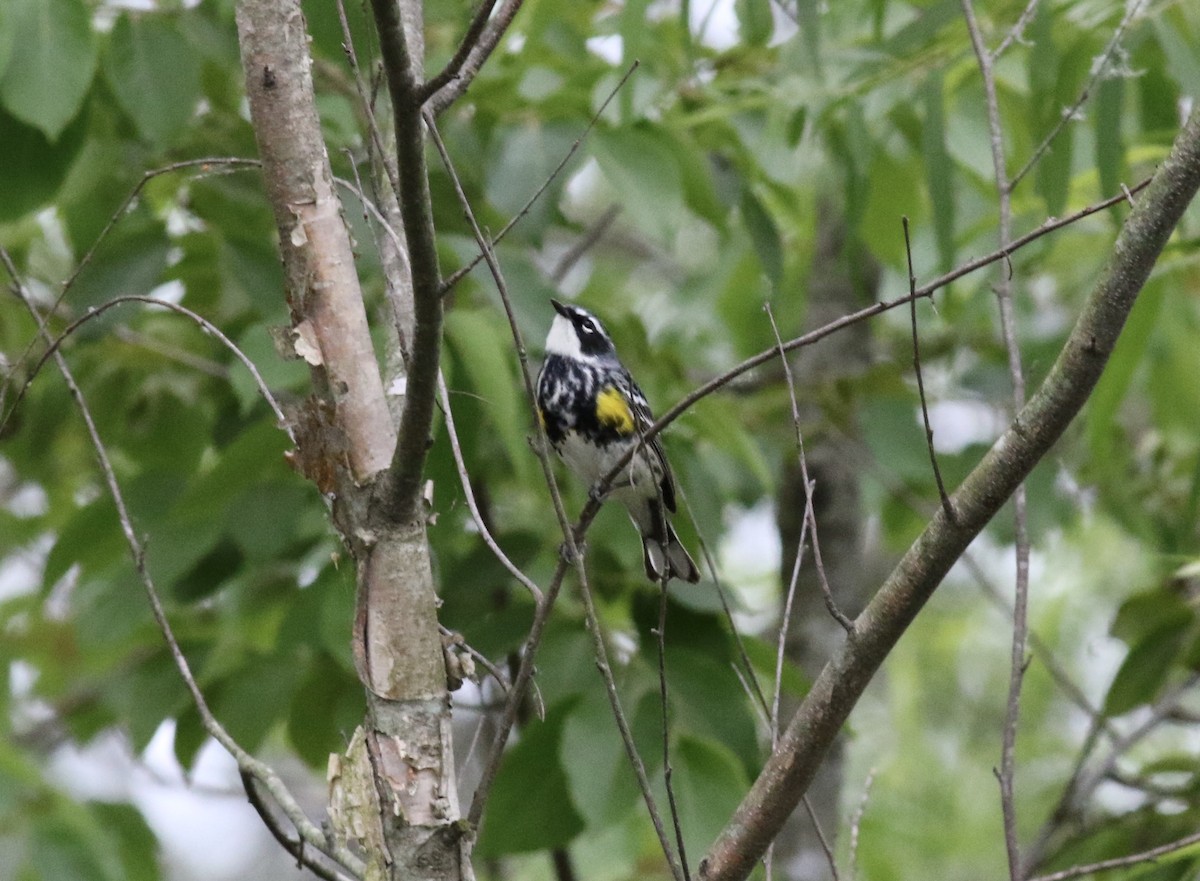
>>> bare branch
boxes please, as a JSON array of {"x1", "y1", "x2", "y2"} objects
[
  {"x1": 657, "y1": 579, "x2": 692, "y2": 881},
  {"x1": 847, "y1": 769, "x2": 877, "y2": 881},
  {"x1": 5, "y1": 158, "x2": 258, "y2": 402},
  {"x1": 1026, "y1": 830, "x2": 1200, "y2": 881},
  {"x1": 697, "y1": 108, "x2": 1200, "y2": 881},
  {"x1": 801, "y1": 794, "x2": 841, "y2": 881},
  {"x1": 991, "y1": 0, "x2": 1041, "y2": 59},
  {"x1": 602, "y1": 179, "x2": 1152, "y2": 493},
  {"x1": 420, "y1": 0, "x2": 502, "y2": 102},
  {"x1": 3, "y1": 295, "x2": 291, "y2": 441},
  {"x1": 241, "y1": 771, "x2": 362, "y2": 881},
  {"x1": 437, "y1": 372, "x2": 543, "y2": 603},
  {"x1": 335, "y1": 0, "x2": 401, "y2": 200},
  {"x1": 673, "y1": 483, "x2": 771, "y2": 720},
  {"x1": 764, "y1": 302, "x2": 853, "y2": 632},
  {"x1": 1010, "y1": 0, "x2": 1146, "y2": 191},
  {"x1": 902, "y1": 217, "x2": 954, "y2": 521},
  {"x1": 426, "y1": 0, "x2": 526, "y2": 115},
  {"x1": 440, "y1": 61, "x2": 639, "y2": 294},
  {"x1": 367, "y1": 0, "x2": 448, "y2": 519},
  {"x1": 2, "y1": 251, "x2": 365, "y2": 880},
  {"x1": 426, "y1": 107, "x2": 684, "y2": 879},
  {"x1": 580, "y1": 573, "x2": 686, "y2": 881},
  {"x1": 962, "y1": 2, "x2": 1030, "y2": 872}
]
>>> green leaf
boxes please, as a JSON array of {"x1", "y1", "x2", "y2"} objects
[
  {"x1": 1094, "y1": 76, "x2": 1125, "y2": 206},
  {"x1": 444, "y1": 308, "x2": 531, "y2": 482},
  {"x1": 593, "y1": 127, "x2": 685, "y2": 242},
  {"x1": 287, "y1": 657, "x2": 362, "y2": 768},
  {"x1": 561, "y1": 688, "x2": 662, "y2": 830},
  {"x1": 921, "y1": 73, "x2": 954, "y2": 272},
  {"x1": 43, "y1": 496, "x2": 125, "y2": 591},
  {"x1": 89, "y1": 804, "x2": 160, "y2": 881},
  {"x1": 0, "y1": 0, "x2": 97, "y2": 139},
  {"x1": 212, "y1": 652, "x2": 305, "y2": 753},
  {"x1": 104, "y1": 14, "x2": 201, "y2": 147},
  {"x1": 735, "y1": 0, "x2": 774, "y2": 47},
  {"x1": 671, "y1": 735, "x2": 749, "y2": 862},
  {"x1": 665, "y1": 646, "x2": 759, "y2": 772},
  {"x1": 0, "y1": 106, "x2": 87, "y2": 222},
  {"x1": 68, "y1": 213, "x2": 171, "y2": 312},
  {"x1": 740, "y1": 189, "x2": 783, "y2": 290},
  {"x1": 1104, "y1": 623, "x2": 1189, "y2": 716},
  {"x1": 477, "y1": 700, "x2": 586, "y2": 855}
]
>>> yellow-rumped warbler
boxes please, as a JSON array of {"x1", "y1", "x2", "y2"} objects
[{"x1": 536, "y1": 299, "x2": 700, "y2": 584}]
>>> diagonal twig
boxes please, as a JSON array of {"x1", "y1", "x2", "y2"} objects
[
  {"x1": 1010, "y1": 0, "x2": 1146, "y2": 191},
  {"x1": 764, "y1": 302, "x2": 854, "y2": 633},
  {"x1": 902, "y1": 216, "x2": 955, "y2": 521},
  {"x1": 2, "y1": 295, "x2": 291, "y2": 441},
  {"x1": 439, "y1": 60, "x2": 639, "y2": 294},
  {"x1": 426, "y1": 0, "x2": 526, "y2": 114},
  {"x1": 419, "y1": 0, "x2": 502, "y2": 102},
  {"x1": 1, "y1": 250, "x2": 364, "y2": 880},
  {"x1": 426, "y1": 109, "x2": 685, "y2": 881},
  {"x1": 437, "y1": 371, "x2": 543, "y2": 603}
]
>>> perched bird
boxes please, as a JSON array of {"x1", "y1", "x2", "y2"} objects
[{"x1": 536, "y1": 298, "x2": 700, "y2": 584}]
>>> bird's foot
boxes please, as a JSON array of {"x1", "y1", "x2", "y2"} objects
[{"x1": 559, "y1": 539, "x2": 587, "y2": 566}]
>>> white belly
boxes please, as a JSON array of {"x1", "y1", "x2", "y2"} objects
[{"x1": 555, "y1": 431, "x2": 657, "y2": 497}]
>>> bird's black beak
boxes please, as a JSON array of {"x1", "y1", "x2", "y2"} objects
[{"x1": 550, "y1": 298, "x2": 570, "y2": 318}]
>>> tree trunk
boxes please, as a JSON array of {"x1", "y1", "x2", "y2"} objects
[{"x1": 234, "y1": 2, "x2": 462, "y2": 879}]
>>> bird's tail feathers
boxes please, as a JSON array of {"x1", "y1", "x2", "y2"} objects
[{"x1": 641, "y1": 522, "x2": 701, "y2": 584}]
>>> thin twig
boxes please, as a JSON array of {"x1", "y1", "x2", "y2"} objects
[
  {"x1": 432, "y1": 103, "x2": 579, "y2": 828},
  {"x1": 657, "y1": 576, "x2": 692, "y2": 881},
  {"x1": 437, "y1": 372, "x2": 544, "y2": 603},
  {"x1": 579, "y1": 573, "x2": 685, "y2": 881},
  {"x1": 847, "y1": 768, "x2": 877, "y2": 881},
  {"x1": 670, "y1": 486, "x2": 772, "y2": 722},
  {"x1": 438, "y1": 624, "x2": 521, "y2": 699},
  {"x1": 772, "y1": 487, "x2": 813, "y2": 741},
  {"x1": 903, "y1": 217, "x2": 955, "y2": 521},
  {"x1": 1, "y1": 251, "x2": 364, "y2": 879},
  {"x1": 962, "y1": 3, "x2": 1030, "y2": 875},
  {"x1": 3, "y1": 295, "x2": 291, "y2": 440},
  {"x1": 1010, "y1": 0, "x2": 1146, "y2": 191},
  {"x1": 801, "y1": 794, "x2": 841, "y2": 881},
  {"x1": 419, "y1": 0, "x2": 502, "y2": 101},
  {"x1": 241, "y1": 771, "x2": 361, "y2": 881},
  {"x1": 550, "y1": 205, "x2": 621, "y2": 285},
  {"x1": 1026, "y1": 830, "x2": 1200, "y2": 881},
  {"x1": 427, "y1": 106, "x2": 684, "y2": 881},
  {"x1": 764, "y1": 302, "x2": 854, "y2": 633},
  {"x1": 426, "y1": 0, "x2": 526, "y2": 114},
  {"x1": 991, "y1": 0, "x2": 1042, "y2": 59},
  {"x1": 335, "y1": 0, "x2": 401, "y2": 200},
  {"x1": 594, "y1": 179, "x2": 1150, "y2": 521},
  {"x1": 6, "y1": 158, "x2": 259, "y2": 393},
  {"x1": 439, "y1": 61, "x2": 639, "y2": 294}
]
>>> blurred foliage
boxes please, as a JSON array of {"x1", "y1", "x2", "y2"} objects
[{"x1": 1, "y1": 0, "x2": 1200, "y2": 880}]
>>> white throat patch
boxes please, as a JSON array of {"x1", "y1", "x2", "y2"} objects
[{"x1": 545, "y1": 314, "x2": 586, "y2": 359}]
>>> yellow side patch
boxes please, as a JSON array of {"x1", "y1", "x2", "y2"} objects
[{"x1": 596, "y1": 386, "x2": 635, "y2": 435}]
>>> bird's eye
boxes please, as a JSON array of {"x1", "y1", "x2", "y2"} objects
[{"x1": 579, "y1": 320, "x2": 595, "y2": 335}]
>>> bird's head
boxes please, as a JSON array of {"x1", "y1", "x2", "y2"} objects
[{"x1": 544, "y1": 298, "x2": 617, "y2": 361}]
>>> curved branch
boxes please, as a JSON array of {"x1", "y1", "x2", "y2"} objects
[{"x1": 698, "y1": 108, "x2": 1200, "y2": 881}]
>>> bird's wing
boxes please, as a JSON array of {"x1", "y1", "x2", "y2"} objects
[{"x1": 616, "y1": 372, "x2": 677, "y2": 513}]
